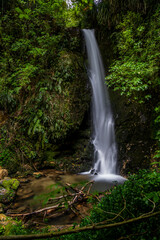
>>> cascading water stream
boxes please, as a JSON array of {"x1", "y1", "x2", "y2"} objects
[{"x1": 83, "y1": 29, "x2": 118, "y2": 175}]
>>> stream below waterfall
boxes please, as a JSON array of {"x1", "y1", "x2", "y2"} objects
[{"x1": 6, "y1": 169, "x2": 126, "y2": 227}]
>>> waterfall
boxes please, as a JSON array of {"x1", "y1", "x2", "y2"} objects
[{"x1": 83, "y1": 29, "x2": 118, "y2": 175}]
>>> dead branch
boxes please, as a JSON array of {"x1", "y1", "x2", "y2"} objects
[
  {"x1": 48, "y1": 193, "x2": 76, "y2": 203},
  {"x1": 7, "y1": 203, "x2": 63, "y2": 217},
  {"x1": 47, "y1": 211, "x2": 66, "y2": 219},
  {"x1": 87, "y1": 181, "x2": 94, "y2": 195},
  {"x1": 81, "y1": 180, "x2": 94, "y2": 192},
  {"x1": 65, "y1": 183, "x2": 79, "y2": 193},
  {"x1": 70, "y1": 205, "x2": 81, "y2": 218}
]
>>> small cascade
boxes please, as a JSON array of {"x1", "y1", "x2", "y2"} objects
[{"x1": 83, "y1": 29, "x2": 118, "y2": 175}]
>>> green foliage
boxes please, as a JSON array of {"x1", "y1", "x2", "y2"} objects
[
  {"x1": 0, "y1": 0, "x2": 66, "y2": 97},
  {"x1": 0, "y1": 124, "x2": 38, "y2": 173},
  {"x1": 63, "y1": 170, "x2": 160, "y2": 240},
  {"x1": 0, "y1": 220, "x2": 28, "y2": 236},
  {"x1": 0, "y1": 218, "x2": 49, "y2": 236},
  {"x1": 151, "y1": 161, "x2": 160, "y2": 172},
  {"x1": 106, "y1": 10, "x2": 160, "y2": 102},
  {"x1": 0, "y1": 0, "x2": 90, "y2": 172},
  {"x1": 105, "y1": 7, "x2": 160, "y2": 157},
  {"x1": 65, "y1": 0, "x2": 94, "y2": 28},
  {"x1": 154, "y1": 104, "x2": 160, "y2": 158},
  {"x1": 94, "y1": 0, "x2": 159, "y2": 29},
  {"x1": 0, "y1": 126, "x2": 18, "y2": 172}
]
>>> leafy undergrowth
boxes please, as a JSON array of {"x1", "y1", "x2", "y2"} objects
[{"x1": 62, "y1": 169, "x2": 160, "y2": 240}]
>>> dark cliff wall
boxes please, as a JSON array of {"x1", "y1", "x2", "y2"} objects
[{"x1": 98, "y1": 32, "x2": 155, "y2": 176}]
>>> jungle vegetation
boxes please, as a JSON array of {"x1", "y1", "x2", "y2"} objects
[
  {"x1": 0, "y1": 0, "x2": 160, "y2": 239},
  {"x1": 0, "y1": 0, "x2": 92, "y2": 172}
]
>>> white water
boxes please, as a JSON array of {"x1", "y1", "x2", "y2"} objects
[{"x1": 83, "y1": 29, "x2": 118, "y2": 175}]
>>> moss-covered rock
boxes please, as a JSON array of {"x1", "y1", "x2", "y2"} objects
[
  {"x1": 1, "y1": 178, "x2": 20, "y2": 191},
  {"x1": 0, "y1": 187, "x2": 15, "y2": 204},
  {"x1": 0, "y1": 178, "x2": 19, "y2": 203}
]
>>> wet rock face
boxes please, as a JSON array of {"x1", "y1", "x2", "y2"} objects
[
  {"x1": 90, "y1": 169, "x2": 98, "y2": 175},
  {"x1": 97, "y1": 33, "x2": 155, "y2": 175},
  {"x1": 110, "y1": 91, "x2": 154, "y2": 175},
  {"x1": 52, "y1": 127, "x2": 93, "y2": 174}
]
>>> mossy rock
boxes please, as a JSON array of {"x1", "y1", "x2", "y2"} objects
[
  {"x1": 0, "y1": 178, "x2": 19, "y2": 203},
  {"x1": 0, "y1": 187, "x2": 15, "y2": 204},
  {"x1": 0, "y1": 179, "x2": 20, "y2": 191}
]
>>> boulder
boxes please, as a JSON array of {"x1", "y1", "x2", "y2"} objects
[
  {"x1": 90, "y1": 169, "x2": 98, "y2": 175},
  {"x1": 0, "y1": 178, "x2": 20, "y2": 190},
  {"x1": 33, "y1": 172, "x2": 44, "y2": 178},
  {"x1": 0, "y1": 178, "x2": 20, "y2": 203},
  {"x1": 0, "y1": 167, "x2": 8, "y2": 180},
  {"x1": 0, "y1": 187, "x2": 15, "y2": 203}
]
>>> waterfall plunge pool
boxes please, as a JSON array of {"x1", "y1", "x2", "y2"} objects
[{"x1": 79, "y1": 172, "x2": 127, "y2": 192}]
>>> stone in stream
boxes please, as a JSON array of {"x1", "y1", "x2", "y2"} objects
[
  {"x1": 16, "y1": 187, "x2": 34, "y2": 200},
  {"x1": 19, "y1": 178, "x2": 30, "y2": 183},
  {"x1": 33, "y1": 172, "x2": 44, "y2": 178},
  {"x1": 0, "y1": 187, "x2": 15, "y2": 204},
  {"x1": 90, "y1": 168, "x2": 98, "y2": 175}
]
